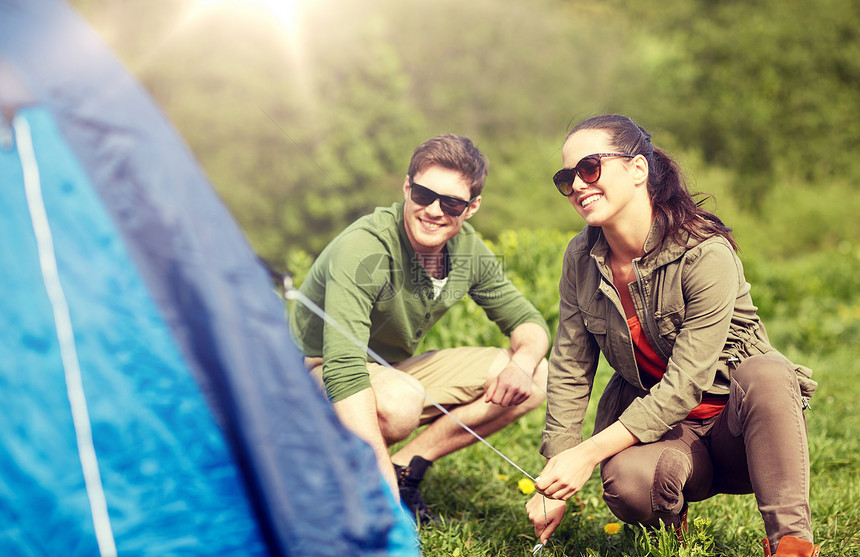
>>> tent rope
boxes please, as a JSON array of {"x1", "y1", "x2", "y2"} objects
[
  {"x1": 286, "y1": 285, "x2": 539, "y2": 482},
  {"x1": 14, "y1": 115, "x2": 118, "y2": 557}
]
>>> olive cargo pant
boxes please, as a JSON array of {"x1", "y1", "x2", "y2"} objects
[{"x1": 600, "y1": 354, "x2": 813, "y2": 548}]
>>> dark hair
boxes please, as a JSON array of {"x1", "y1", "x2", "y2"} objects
[
  {"x1": 408, "y1": 133, "x2": 489, "y2": 198},
  {"x1": 568, "y1": 114, "x2": 737, "y2": 251}
]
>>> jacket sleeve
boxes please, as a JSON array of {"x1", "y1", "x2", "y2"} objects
[
  {"x1": 540, "y1": 245, "x2": 600, "y2": 459},
  {"x1": 319, "y1": 232, "x2": 390, "y2": 403},
  {"x1": 618, "y1": 240, "x2": 738, "y2": 443}
]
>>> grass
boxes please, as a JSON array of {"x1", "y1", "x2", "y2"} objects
[
  {"x1": 402, "y1": 344, "x2": 860, "y2": 556},
  {"x1": 394, "y1": 230, "x2": 860, "y2": 556},
  {"x1": 283, "y1": 226, "x2": 859, "y2": 555}
]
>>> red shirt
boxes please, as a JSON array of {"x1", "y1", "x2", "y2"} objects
[{"x1": 627, "y1": 315, "x2": 726, "y2": 420}]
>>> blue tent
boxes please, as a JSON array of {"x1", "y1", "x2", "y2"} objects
[{"x1": 0, "y1": 0, "x2": 417, "y2": 555}]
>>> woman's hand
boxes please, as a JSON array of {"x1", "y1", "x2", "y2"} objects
[
  {"x1": 526, "y1": 494, "x2": 566, "y2": 544},
  {"x1": 534, "y1": 443, "x2": 600, "y2": 501},
  {"x1": 536, "y1": 423, "x2": 640, "y2": 500}
]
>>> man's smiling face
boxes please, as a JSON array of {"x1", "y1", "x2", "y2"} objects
[{"x1": 401, "y1": 165, "x2": 480, "y2": 254}]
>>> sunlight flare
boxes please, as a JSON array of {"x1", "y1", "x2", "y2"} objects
[{"x1": 192, "y1": 0, "x2": 306, "y2": 36}]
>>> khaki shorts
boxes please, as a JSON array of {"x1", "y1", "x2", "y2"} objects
[{"x1": 308, "y1": 346, "x2": 509, "y2": 422}]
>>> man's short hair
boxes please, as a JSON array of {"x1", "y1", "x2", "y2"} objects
[{"x1": 407, "y1": 134, "x2": 489, "y2": 198}]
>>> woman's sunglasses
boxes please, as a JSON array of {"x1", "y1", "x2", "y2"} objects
[
  {"x1": 553, "y1": 153, "x2": 634, "y2": 196},
  {"x1": 409, "y1": 179, "x2": 477, "y2": 217}
]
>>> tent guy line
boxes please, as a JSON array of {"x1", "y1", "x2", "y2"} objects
[
  {"x1": 285, "y1": 279, "x2": 554, "y2": 554},
  {"x1": 14, "y1": 115, "x2": 119, "y2": 557},
  {"x1": 276, "y1": 266, "x2": 549, "y2": 557},
  {"x1": 281, "y1": 277, "x2": 541, "y2": 483}
]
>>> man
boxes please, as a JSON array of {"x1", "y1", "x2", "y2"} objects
[{"x1": 291, "y1": 134, "x2": 549, "y2": 524}]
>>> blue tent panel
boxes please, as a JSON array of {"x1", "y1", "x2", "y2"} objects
[
  {"x1": 0, "y1": 0, "x2": 418, "y2": 555},
  {"x1": 0, "y1": 107, "x2": 268, "y2": 555}
]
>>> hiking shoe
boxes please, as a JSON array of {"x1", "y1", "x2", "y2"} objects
[{"x1": 394, "y1": 456, "x2": 440, "y2": 526}]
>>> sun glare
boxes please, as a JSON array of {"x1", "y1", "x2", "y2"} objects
[
  {"x1": 175, "y1": 0, "x2": 315, "y2": 115},
  {"x1": 192, "y1": 0, "x2": 305, "y2": 36}
]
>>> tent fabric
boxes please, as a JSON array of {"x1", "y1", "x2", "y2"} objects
[{"x1": 0, "y1": 1, "x2": 418, "y2": 555}]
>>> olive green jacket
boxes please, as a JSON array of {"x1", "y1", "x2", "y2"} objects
[{"x1": 540, "y1": 224, "x2": 816, "y2": 459}]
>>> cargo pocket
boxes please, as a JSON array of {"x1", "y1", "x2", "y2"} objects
[{"x1": 655, "y1": 307, "x2": 684, "y2": 345}]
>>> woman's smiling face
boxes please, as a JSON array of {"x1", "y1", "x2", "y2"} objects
[{"x1": 560, "y1": 129, "x2": 644, "y2": 229}]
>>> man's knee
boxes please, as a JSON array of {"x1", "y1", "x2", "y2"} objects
[{"x1": 374, "y1": 372, "x2": 425, "y2": 443}]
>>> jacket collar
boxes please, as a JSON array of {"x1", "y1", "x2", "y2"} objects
[{"x1": 587, "y1": 220, "x2": 695, "y2": 275}]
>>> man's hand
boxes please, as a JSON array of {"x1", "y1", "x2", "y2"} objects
[
  {"x1": 484, "y1": 321, "x2": 549, "y2": 407},
  {"x1": 484, "y1": 362, "x2": 533, "y2": 406}
]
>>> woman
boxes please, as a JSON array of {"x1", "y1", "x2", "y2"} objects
[{"x1": 526, "y1": 115, "x2": 820, "y2": 556}]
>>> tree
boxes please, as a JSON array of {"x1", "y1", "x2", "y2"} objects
[{"x1": 617, "y1": 0, "x2": 860, "y2": 208}]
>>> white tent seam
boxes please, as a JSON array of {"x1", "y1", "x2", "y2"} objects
[{"x1": 14, "y1": 115, "x2": 118, "y2": 557}]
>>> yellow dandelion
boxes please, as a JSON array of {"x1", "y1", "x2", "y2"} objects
[
  {"x1": 518, "y1": 478, "x2": 536, "y2": 495},
  {"x1": 497, "y1": 473, "x2": 509, "y2": 481},
  {"x1": 604, "y1": 522, "x2": 622, "y2": 535}
]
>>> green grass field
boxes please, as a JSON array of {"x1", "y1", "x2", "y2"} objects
[
  {"x1": 408, "y1": 344, "x2": 858, "y2": 556},
  {"x1": 289, "y1": 226, "x2": 859, "y2": 556}
]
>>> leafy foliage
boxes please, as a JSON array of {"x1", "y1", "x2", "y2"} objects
[
  {"x1": 69, "y1": 0, "x2": 860, "y2": 261},
  {"x1": 616, "y1": 0, "x2": 860, "y2": 209}
]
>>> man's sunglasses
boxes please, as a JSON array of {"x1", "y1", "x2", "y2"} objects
[
  {"x1": 408, "y1": 179, "x2": 477, "y2": 217},
  {"x1": 553, "y1": 153, "x2": 634, "y2": 197}
]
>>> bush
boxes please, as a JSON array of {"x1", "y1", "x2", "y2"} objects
[
  {"x1": 290, "y1": 229, "x2": 859, "y2": 362},
  {"x1": 742, "y1": 243, "x2": 860, "y2": 356}
]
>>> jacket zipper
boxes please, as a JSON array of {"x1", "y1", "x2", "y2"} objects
[
  {"x1": 596, "y1": 255, "x2": 647, "y2": 390},
  {"x1": 632, "y1": 260, "x2": 672, "y2": 363}
]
